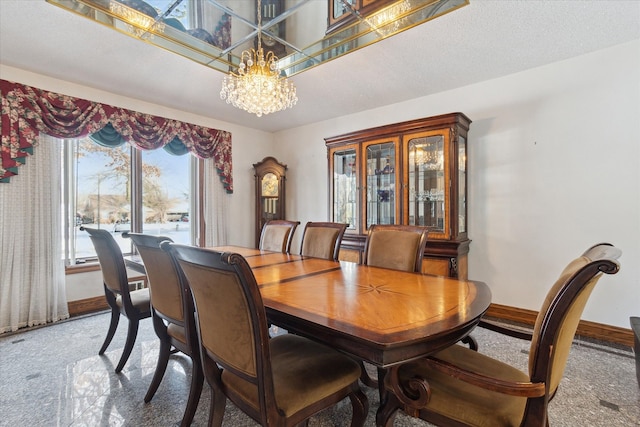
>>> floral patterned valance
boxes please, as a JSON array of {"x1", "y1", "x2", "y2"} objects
[{"x1": 0, "y1": 79, "x2": 233, "y2": 192}]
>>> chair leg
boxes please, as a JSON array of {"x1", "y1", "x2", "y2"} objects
[
  {"x1": 208, "y1": 386, "x2": 226, "y2": 427},
  {"x1": 115, "y1": 318, "x2": 139, "y2": 373},
  {"x1": 144, "y1": 339, "x2": 172, "y2": 402},
  {"x1": 349, "y1": 388, "x2": 369, "y2": 427},
  {"x1": 461, "y1": 334, "x2": 478, "y2": 351},
  {"x1": 180, "y1": 358, "x2": 204, "y2": 427},
  {"x1": 99, "y1": 308, "x2": 120, "y2": 355}
]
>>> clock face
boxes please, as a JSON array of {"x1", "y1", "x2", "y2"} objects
[
  {"x1": 261, "y1": 173, "x2": 279, "y2": 197},
  {"x1": 262, "y1": 25, "x2": 279, "y2": 47}
]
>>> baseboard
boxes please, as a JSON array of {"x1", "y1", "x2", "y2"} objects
[
  {"x1": 67, "y1": 296, "x2": 109, "y2": 317},
  {"x1": 486, "y1": 303, "x2": 634, "y2": 348}
]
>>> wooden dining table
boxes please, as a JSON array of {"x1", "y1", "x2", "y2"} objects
[
  {"x1": 126, "y1": 245, "x2": 491, "y2": 426},
  {"x1": 211, "y1": 246, "x2": 491, "y2": 425}
]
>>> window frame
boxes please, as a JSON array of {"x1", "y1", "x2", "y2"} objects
[{"x1": 63, "y1": 138, "x2": 204, "y2": 269}]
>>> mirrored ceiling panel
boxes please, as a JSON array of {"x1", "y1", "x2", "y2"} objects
[{"x1": 46, "y1": 0, "x2": 469, "y2": 77}]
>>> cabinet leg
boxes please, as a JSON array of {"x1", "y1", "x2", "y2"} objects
[{"x1": 449, "y1": 257, "x2": 458, "y2": 277}]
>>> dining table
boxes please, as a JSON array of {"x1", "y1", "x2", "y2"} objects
[{"x1": 126, "y1": 245, "x2": 491, "y2": 426}]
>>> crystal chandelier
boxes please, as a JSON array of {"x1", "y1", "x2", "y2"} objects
[
  {"x1": 364, "y1": 0, "x2": 412, "y2": 36},
  {"x1": 220, "y1": 0, "x2": 297, "y2": 117}
]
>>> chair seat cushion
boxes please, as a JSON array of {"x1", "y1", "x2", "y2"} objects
[
  {"x1": 116, "y1": 288, "x2": 151, "y2": 315},
  {"x1": 397, "y1": 344, "x2": 530, "y2": 427},
  {"x1": 167, "y1": 322, "x2": 187, "y2": 345},
  {"x1": 222, "y1": 334, "x2": 361, "y2": 417}
]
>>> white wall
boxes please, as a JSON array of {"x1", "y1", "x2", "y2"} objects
[{"x1": 273, "y1": 40, "x2": 640, "y2": 329}]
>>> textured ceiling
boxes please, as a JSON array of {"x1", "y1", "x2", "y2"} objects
[{"x1": 1, "y1": 0, "x2": 639, "y2": 132}]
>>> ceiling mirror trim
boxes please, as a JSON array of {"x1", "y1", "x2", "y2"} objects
[{"x1": 46, "y1": 0, "x2": 469, "y2": 77}]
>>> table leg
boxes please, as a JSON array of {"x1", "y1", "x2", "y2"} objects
[
  {"x1": 376, "y1": 367, "x2": 396, "y2": 427},
  {"x1": 375, "y1": 365, "x2": 432, "y2": 427}
]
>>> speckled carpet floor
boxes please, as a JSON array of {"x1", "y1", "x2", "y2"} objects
[{"x1": 1, "y1": 312, "x2": 638, "y2": 426}]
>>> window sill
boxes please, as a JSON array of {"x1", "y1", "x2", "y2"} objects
[{"x1": 65, "y1": 263, "x2": 101, "y2": 275}]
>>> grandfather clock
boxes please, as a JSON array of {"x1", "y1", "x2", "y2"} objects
[
  {"x1": 253, "y1": 156, "x2": 288, "y2": 247},
  {"x1": 259, "y1": 0, "x2": 286, "y2": 58}
]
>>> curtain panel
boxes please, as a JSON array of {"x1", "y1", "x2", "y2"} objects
[
  {"x1": 0, "y1": 79, "x2": 233, "y2": 192},
  {"x1": 0, "y1": 134, "x2": 69, "y2": 333}
]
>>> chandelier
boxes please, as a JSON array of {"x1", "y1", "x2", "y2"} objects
[
  {"x1": 364, "y1": 0, "x2": 412, "y2": 36},
  {"x1": 220, "y1": 0, "x2": 297, "y2": 117}
]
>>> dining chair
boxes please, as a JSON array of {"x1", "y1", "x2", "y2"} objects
[
  {"x1": 124, "y1": 232, "x2": 203, "y2": 427},
  {"x1": 163, "y1": 242, "x2": 369, "y2": 427},
  {"x1": 81, "y1": 226, "x2": 152, "y2": 373},
  {"x1": 631, "y1": 316, "x2": 640, "y2": 387},
  {"x1": 359, "y1": 224, "x2": 430, "y2": 388},
  {"x1": 363, "y1": 224, "x2": 429, "y2": 273},
  {"x1": 258, "y1": 219, "x2": 300, "y2": 253},
  {"x1": 299, "y1": 221, "x2": 348, "y2": 261},
  {"x1": 383, "y1": 242, "x2": 621, "y2": 427}
]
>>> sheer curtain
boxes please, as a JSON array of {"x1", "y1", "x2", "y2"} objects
[
  {"x1": 0, "y1": 135, "x2": 68, "y2": 333},
  {"x1": 203, "y1": 158, "x2": 230, "y2": 246}
]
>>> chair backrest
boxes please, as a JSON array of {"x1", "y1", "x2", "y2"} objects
[
  {"x1": 259, "y1": 219, "x2": 300, "y2": 253},
  {"x1": 363, "y1": 224, "x2": 429, "y2": 273},
  {"x1": 125, "y1": 233, "x2": 189, "y2": 325},
  {"x1": 164, "y1": 243, "x2": 278, "y2": 411},
  {"x1": 525, "y1": 243, "x2": 621, "y2": 417},
  {"x1": 82, "y1": 226, "x2": 130, "y2": 297},
  {"x1": 299, "y1": 221, "x2": 348, "y2": 261}
]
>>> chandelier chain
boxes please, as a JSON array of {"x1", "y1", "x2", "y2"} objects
[{"x1": 257, "y1": 0, "x2": 262, "y2": 48}]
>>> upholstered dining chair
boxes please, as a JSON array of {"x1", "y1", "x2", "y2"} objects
[
  {"x1": 299, "y1": 221, "x2": 348, "y2": 261},
  {"x1": 258, "y1": 219, "x2": 300, "y2": 253},
  {"x1": 163, "y1": 242, "x2": 369, "y2": 427},
  {"x1": 123, "y1": 233, "x2": 203, "y2": 427},
  {"x1": 383, "y1": 243, "x2": 621, "y2": 427},
  {"x1": 359, "y1": 224, "x2": 430, "y2": 387},
  {"x1": 81, "y1": 227, "x2": 151, "y2": 373},
  {"x1": 363, "y1": 224, "x2": 429, "y2": 273},
  {"x1": 631, "y1": 316, "x2": 640, "y2": 386}
]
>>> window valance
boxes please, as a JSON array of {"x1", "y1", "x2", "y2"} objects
[{"x1": 0, "y1": 79, "x2": 233, "y2": 192}]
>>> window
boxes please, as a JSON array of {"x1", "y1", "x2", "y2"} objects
[
  {"x1": 140, "y1": 147, "x2": 194, "y2": 243},
  {"x1": 63, "y1": 137, "x2": 198, "y2": 265}
]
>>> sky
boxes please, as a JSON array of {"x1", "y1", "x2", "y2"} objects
[{"x1": 76, "y1": 140, "x2": 191, "y2": 210}]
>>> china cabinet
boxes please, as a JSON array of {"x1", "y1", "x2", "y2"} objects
[
  {"x1": 325, "y1": 112, "x2": 471, "y2": 279},
  {"x1": 254, "y1": 156, "x2": 288, "y2": 248},
  {"x1": 327, "y1": 0, "x2": 395, "y2": 33}
]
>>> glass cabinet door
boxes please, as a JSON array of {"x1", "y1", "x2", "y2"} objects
[
  {"x1": 458, "y1": 135, "x2": 467, "y2": 234},
  {"x1": 330, "y1": 145, "x2": 359, "y2": 232},
  {"x1": 405, "y1": 131, "x2": 449, "y2": 239},
  {"x1": 363, "y1": 137, "x2": 400, "y2": 230},
  {"x1": 260, "y1": 172, "x2": 279, "y2": 220},
  {"x1": 331, "y1": 0, "x2": 357, "y2": 21}
]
